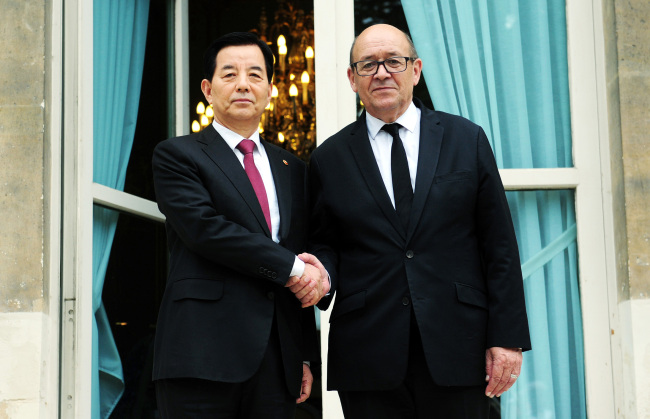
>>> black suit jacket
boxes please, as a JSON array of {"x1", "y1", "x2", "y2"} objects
[
  {"x1": 151, "y1": 124, "x2": 318, "y2": 397},
  {"x1": 309, "y1": 99, "x2": 531, "y2": 391}
]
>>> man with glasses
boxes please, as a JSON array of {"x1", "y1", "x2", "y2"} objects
[{"x1": 303, "y1": 24, "x2": 530, "y2": 418}]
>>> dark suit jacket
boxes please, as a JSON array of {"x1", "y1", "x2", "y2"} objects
[
  {"x1": 309, "y1": 99, "x2": 531, "y2": 391},
  {"x1": 151, "y1": 124, "x2": 318, "y2": 397}
]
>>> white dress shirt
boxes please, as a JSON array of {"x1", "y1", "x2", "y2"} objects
[
  {"x1": 365, "y1": 102, "x2": 421, "y2": 208},
  {"x1": 212, "y1": 121, "x2": 304, "y2": 277}
]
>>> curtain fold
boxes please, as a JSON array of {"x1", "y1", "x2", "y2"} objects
[
  {"x1": 93, "y1": 0, "x2": 150, "y2": 417},
  {"x1": 402, "y1": 1, "x2": 585, "y2": 417}
]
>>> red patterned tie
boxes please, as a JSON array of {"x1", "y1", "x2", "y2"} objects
[{"x1": 236, "y1": 139, "x2": 272, "y2": 233}]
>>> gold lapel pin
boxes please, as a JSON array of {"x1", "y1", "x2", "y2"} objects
[{"x1": 283, "y1": 160, "x2": 288, "y2": 166}]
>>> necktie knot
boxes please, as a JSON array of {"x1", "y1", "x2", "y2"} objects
[
  {"x1": 382, "y1": 123, "x2": 401, "y2": 139},
  {"x1": 237, "y1": 139, "x2": 256, "y2": 155}
]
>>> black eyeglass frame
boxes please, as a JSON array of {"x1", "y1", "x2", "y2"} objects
[{"x1": 350, "y1": 56, "x2": 416, "y2": 76}]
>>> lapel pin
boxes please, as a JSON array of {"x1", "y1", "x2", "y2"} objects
[{"x1": 283, "y1": 160, "x2": 288, "y2": 166}]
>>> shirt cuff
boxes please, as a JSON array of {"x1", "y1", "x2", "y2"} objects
[{"x1": 290, "y1": 257, "x2": 305, "y2": 278}]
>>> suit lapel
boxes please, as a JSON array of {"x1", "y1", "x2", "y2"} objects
[
  {"x1": 198, "y1": 125, "x2": 272, "y2": 237},
  {"x1": 407, "y1": 101, "x2": 444, "y2": 242},
  {"x1": 263, "y1": 140, "x2": 292, "y2": 242},
  {"x1": 348, "y1": 112, "x2": 406, "y2": 240}
]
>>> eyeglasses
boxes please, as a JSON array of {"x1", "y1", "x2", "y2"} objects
[{"x1": 351, "y1": 57, "x2": 414, "y2": 76}]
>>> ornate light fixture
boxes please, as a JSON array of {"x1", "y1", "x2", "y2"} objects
[
  {"x1": 191, "y1": 0, "x2": 316, "y2": 161},
  {"x1": 257, "y1": 0, "x2": 316, "y2": 161}
]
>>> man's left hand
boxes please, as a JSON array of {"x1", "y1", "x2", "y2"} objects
[
  {"x1": 485, "y1": 347, "x2": 522, "y2": 398},
  {"x1": 296, "y1": 363, "x2": 313, "y2": 403}
]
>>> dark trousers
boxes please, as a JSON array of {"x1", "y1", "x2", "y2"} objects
[
  {"x1": 338, "y1": 316, "x2": 490, "y2": 419},
  {"x1": 155, "y1": 320, "x2": 295, "y2": 419}
]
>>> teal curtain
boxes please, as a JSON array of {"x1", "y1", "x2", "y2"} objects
[
  {"x1": 402, "y1": 1, "x2": 585, "y2": 417},
  {"x1": 93, "y1": 0, "x2": 150, "y2": 417}
]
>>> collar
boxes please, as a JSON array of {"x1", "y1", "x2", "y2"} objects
[
  {"x1": 366, "y1": 101, "x2": 419, "y2": 140},
  {"x1": 212, "y1": 120, "x2": 262, "y2": 152}
]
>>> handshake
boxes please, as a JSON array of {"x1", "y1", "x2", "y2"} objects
[{"x1": 285, "y1": 253, "x2": 330, "y2": 308}]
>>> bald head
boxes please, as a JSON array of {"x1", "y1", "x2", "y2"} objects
[
  {"x1": 346, "y1": 23, "x2": 422, "y2": 123},
  {"x1": 349, "y1": 24, "x2": 418, "y2": 66}
]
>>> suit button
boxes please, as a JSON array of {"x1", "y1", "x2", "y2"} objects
[
  {"x1": 271, "y1": 272, "x2": 277, "y2": 279},
  {"x1": 406, "y1": 250, "x2": 414, "y2": 259},
  {"x1": 259, "y1": 267, "x2": 265, "y2": 273},
  {"x1": 267, "y1": 291, "x2": 275, "y2": 300},
  {"x1": 402, "y1": 297, "x2": 410, "y2": 306}
]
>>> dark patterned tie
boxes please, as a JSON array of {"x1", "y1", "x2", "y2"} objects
[
  {"x1": 382, "y1": 123, "x2": 413, "y2": 231},
  {"x1": 236, "y1": 139, "x2": 272, "y2": 232}
]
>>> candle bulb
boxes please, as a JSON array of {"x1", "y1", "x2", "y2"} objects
[
  {"x1": 300, "y1": 71, "x2": 310, "y2": 105},
  {"x1": 196, "y1": 101, "x2": 205, "y2": 115},
  {"x1": 271, "y1": 85, "x2": 278, "y2": 121},
  {"x1": 289, "y1": 83, "x2": 298, "y2": 97},
  {"x1": 305, "y1": 46, "x2": 314, "y2": 74},
  {"x1": 279, "y1": 45, "x2": 287, "y2": 74},
  {"x1": 289, "y1": 83, "x2": 298, "y2": 119},
  {"x1": 278, "y1": 35, "x2": 287, "y2": 74}
]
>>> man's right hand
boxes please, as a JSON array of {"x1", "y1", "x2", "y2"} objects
[{"x1": 285, "y1": 254, "x2": 329, "y2": 307}]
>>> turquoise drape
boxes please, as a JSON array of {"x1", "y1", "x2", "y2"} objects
[
  {"x1": 504, "y1": 190, "x2": 585, "y2": 418},
  {"x1": 92, "y1": 0, "x2": 150, "y2": 417},
  {"x1": 402, "y1": 1, "x2": 585, "y2": 417}
]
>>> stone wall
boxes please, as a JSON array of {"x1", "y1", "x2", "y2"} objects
[
  {"x1": 0, "y1": 0, "x2": 46, "y2": 417},
  {"x1": 617, "y1": 0, "x2": 650, "y2": 300},
  {"x1": 614, "y1": 0, "x2": 650, "y2": 417},
  {"x1": 0, "y1": 1, "x2": 45, "y2": 311}
]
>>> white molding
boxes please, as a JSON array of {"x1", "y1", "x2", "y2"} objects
[
  {"x1": 92, "y1": 183, "x2": 165, "y2": 223},
  {"x1": 591, "y1": 0, "x2": 627, "y2": 415},
  {"x1": 315, "y1": 0, "x2": 356, "y2": 146},
  {"x1": 60, "y1": 0, "x2": 94, "y2": 417},
  {"x1": 566, "y1": 0, "x2": 616, "y2": 416},
  {"x1": 174, "y1": 0, "x2": 189, "y2": 137},
  {"x1": 76, "y1": 0, "x2": 95, "y2": 415},
  {"x1": 499, "y1": 168, "x2": 579, "y2": 190},
  {"x1": 314, "y1": 0, "x2": 354, "y2": 417},
  {"x1": 43, "y1": 0, "x2": 63, "y2": 416}
]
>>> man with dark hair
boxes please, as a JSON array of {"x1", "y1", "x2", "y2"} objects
[
  {"x1": 152, "y1": 32, "x2": 328, "y2": 418},
  {"x1": 304, "y1": 24, "x2": 530, "y2": 418}
]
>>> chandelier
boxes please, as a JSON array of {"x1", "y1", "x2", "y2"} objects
[{"x1": 192, "y1": 0, "x2": 316, "y2": 161}]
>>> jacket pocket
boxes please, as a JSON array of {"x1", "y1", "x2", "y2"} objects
[
  {"x1": 455, "y1": 282, "x2": 488, "y2": 310},
  {"x1": 171, "y1": 278, "x2": 224, "y2": 301},
  {"x1": 434, "y1": 170, "x2": 471, "y2": 183},
  {"x1": 330, "y1": 289, "x2": 366, "y2": 322}
]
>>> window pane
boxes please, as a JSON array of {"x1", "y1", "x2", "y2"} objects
[
  {"x1": 360, "y1": 0, "x2": 574, "y2": 169},
  {"x1": 103, "y1": 211, "x2": 167, "y2": 418},
  {"x1": 123, "y1": 1, "x2": 173, "y2": 201},
  {"x1": 503, "y1": 190, "x2": 586, "y2": 419}
]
